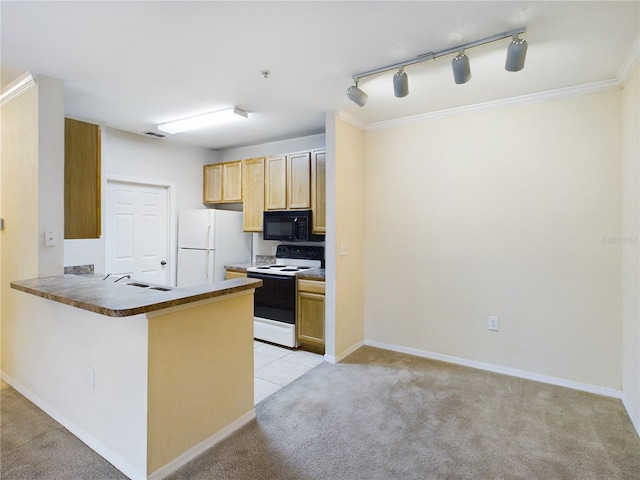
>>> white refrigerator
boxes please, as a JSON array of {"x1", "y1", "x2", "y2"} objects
[{"x1": 177, "y1": 209, "x2": 251, "y2": 287}]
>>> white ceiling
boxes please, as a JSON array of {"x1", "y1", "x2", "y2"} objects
[{"x1": 2, "y1": 1, "x2": 638, "y2": 151}]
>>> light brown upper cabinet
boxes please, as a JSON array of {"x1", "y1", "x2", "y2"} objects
[
  {"x1": 203, "y1": 160, "x2": 242, "y2": 204},
  {"x1": 242, "y1": 157, "x2": 265, "y2": 232},
  {"x1": 287, "y1": 151, "x2": 311, "y2": 210},
  {"x1": 311, "y1": 149, "x2": 326, "y2": 234},
  {"x1": 265, "y1": 152, "x2": 311, "y2": 211},
  {"x1": 265, "y1": 154, "x2": 287, "y2": 210},
  {"x1": 65, "y1": 118, "x2": 101, "y2": 239}
]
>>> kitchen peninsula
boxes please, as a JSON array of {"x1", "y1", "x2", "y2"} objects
[{"x1": 9, "y1": 274, "x2": 262, "y2": 480}]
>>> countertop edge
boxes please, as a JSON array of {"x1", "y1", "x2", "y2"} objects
[{"x1": 10, "y1": 277, "x2": 263, "y2": 318}]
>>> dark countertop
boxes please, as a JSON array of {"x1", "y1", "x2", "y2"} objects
[
  {"x1": 297, "y1": 268, "x2": 325, "y2": 281},
  {"x1": 10, "y1": 274, "x2": 262, "y2": 318},
  {"x1": 225, "y1": 264, "x2": 326, "y2": 281}
]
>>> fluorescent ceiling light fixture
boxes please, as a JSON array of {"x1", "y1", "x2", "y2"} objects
[
  {"x1": 1, "y1": 72, "x2": 37, "y2": 105},
  {"x1": 158, "y1": 107, "x2": 248, "y2": 134}
]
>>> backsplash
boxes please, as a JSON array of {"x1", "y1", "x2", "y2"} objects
[
  {"x1": 64, "y1": 264, "x2": 94, "y2": 275},
  {"x1": 256, "y1": 255, "x2": 276, "y2": 264}
]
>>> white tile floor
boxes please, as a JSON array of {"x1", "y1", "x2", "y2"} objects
[{"x1": 254, "y1": 341, "x2": 324, "y2": 405}]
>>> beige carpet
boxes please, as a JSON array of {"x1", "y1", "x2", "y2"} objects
[{"x1": 2, "y1": 346, "x2": 640, "y2": 479}]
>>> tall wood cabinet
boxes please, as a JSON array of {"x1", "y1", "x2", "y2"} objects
[
  {"x1": 265, "y1": 155, "x2": 287, "y2": 210},
  {"x1": 203, "y1": 160, "x2": 242, "y2": 204},
  {"x1": 65, "y1": 118, "x2": 101, "y2": 239},
  {"x1": 242, "y1": 157, "x2": 265, "y2": 232}
]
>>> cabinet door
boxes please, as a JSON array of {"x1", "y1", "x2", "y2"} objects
[
  {"x1": 203, "y1": 164, "x2": 222, "y2": 203},
  {"x1": 297, "y1": 291, "x2": 325, "y2": 347},
  {"x1": 265, "y1": 154, "x2": 287, "y2": 210},
  {"x1": 65, "y1": 118, "x2": 101, "y2": 239},
  {"x1": 311, "y1": 149, "x2": 326, "y2": 234},
  {"x1": 242, "y1": 157, "x2": 265, "y2": 232},
  {"x1": 287, "y1": 152, "x2": 311, "y2": 209},
  {"x1": 222, "y1": 161, "x2": 242, "y2": 202}
]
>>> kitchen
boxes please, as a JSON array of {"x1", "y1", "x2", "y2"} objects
[{"x1": 1, "y1": 1, "x2": 639, "y2": 479}]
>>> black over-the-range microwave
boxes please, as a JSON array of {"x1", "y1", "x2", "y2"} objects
[{"x1": 263, "y1": 210, "x2": 324, "y2": 242}]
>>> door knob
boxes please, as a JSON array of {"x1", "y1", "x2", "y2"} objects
[{"x1": 160, "y1": 260, "x2": 167, "y2": 266}]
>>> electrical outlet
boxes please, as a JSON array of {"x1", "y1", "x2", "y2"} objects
[
  {"x1": 272, "y1": 246, "x2": 278, "y2": 255},
  {"x1": 488, "y1": 316, "x2": 499, "y2": 331},
  {"x1": 339, "y1": 244, "x2": 347, "y2": 256}
]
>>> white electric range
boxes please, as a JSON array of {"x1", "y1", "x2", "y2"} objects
[{"x1": 247, "y1": 245, "x2": 324, "y2": 347}]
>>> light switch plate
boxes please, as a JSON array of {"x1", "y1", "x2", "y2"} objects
[{"x1": 45, "y1": 231, "x2": 57, "y2": 246}]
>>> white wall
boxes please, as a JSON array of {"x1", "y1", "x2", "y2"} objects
[
  {"x1": 622, "y1": 65, "x2": 640, "y2": 431},
  {"x1": 64, "y1": 128, "x2": 218, "y2": 272},
  {"x1": 217, "y1": 133, "x2": 325, "y2": 163},
  {"x1": 364, "y1": 90, "x2": 623, "y2": 390}
]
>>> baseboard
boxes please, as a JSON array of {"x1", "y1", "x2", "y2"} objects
[
  {"x1": 621, "y1": 393, "x2": 640, "y2": 439},
  {"x1": 0, "y1": 371, "x2": 145, "y2": 480},
  {"x1": 148, "y1": 409, "x2": 256, "y2": 480},
  {"x1": 363, "y1": 340, "x2": 624, "y2": 399},
  {"x1": 325, "y1": 340, "x2": 364, "y2": 364}
]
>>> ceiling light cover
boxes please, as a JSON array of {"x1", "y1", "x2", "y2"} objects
[
  {"x1": 158, "y1": 107, "x2": 248, "y2": 134},
  {"x1": 452, "y1": 52, "x2": 471, "y2": 84},
  {"x1": 346, "y1": 85, "x2": 368, "y2": 107},
  {"x1": 505, "y1": 36, "x2": 528, "y2": 72},
  {"x1": 393, "y1": 70, "x2": 409, "y2": 98}
]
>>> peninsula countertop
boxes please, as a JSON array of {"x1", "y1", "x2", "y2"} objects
[{"x1": 10, "y1": 274, "x2": 262, "y2": 318}]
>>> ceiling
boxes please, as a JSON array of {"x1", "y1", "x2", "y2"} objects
[{"x1": 1, "y1": 1, "x2": 638, "y2": 151}]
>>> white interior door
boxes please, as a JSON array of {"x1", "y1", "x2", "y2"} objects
[{"x1": 106, "y1": 180, "x2": 169, "y2": 285}]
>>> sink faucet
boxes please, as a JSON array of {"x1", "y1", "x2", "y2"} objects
[{"x1": 113, "y1": 274, "x2": 132, "y2": 283}]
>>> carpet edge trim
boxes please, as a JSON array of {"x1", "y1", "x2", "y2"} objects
[
  {"x1": 0, "y1": 371, "x2": 145, "y2": 480},
  {"x1": 363, "y1": 340, "x2": 623, "y2": 398},
  {"x1": 147, "y1": 409, "x2": 256, "y2": 480}
]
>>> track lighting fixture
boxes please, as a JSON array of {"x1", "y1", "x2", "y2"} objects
[
  {"x1": 393, "y1": 69, "x2": 409, "y2": 98},
  {"x1": 451, "y1": 51, "x2": 471, "y2": 84},
  {"x1": 346, "y1": 27, "x2": 527, "y2": 107},
  {"x1": 346, "y1": 83, "x2": 369, "y2": 107},
  {"x1": 505, "y1": 35, "x2": 528, "y2": 72}
]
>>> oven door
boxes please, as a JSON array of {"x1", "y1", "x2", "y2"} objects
[{"x1": 247, "y1": 272, "x2": 296, "y2": 324}]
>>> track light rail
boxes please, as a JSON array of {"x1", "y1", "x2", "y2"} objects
[{"x1": 351, "y1": 27, "x2": 526, "y2": 82}]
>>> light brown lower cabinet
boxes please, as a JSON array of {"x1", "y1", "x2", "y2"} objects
[
  {"x1": 297, "y1": 279, "x2": 325, "y2": 352},
  {"x1": 225, "y1": 270, "x2": 247, "y2": 280}
]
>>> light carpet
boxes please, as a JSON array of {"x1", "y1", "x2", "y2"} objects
[{"x1": 2, "y1": 346, "x2": 640, "y2": 479}]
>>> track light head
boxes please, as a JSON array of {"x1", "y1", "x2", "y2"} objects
[
  {"x1": 505, "y1": 35, "x2": 528, "y2": 72},
  {"x1": 346, "y1": 84, "x2": 368, "y2": 107},
  {"x1": 452, "y1": 51, "x2": 471, "y2": 84},
  {"x1": 393, "y1": 69, "x2": 409, "y2": 98}
]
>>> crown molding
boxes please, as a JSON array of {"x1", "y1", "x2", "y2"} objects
[
  {"x1": 365, "y1": 78, "x2": 622, "y2": 132},
  {"x1": 617, "y1": 34, "x2": 639, "y2": 87},
  {"x1": 0, "y1": 72, "x2": 37, "y2": 105},
  {"x1": 337, "y1": 110, "x2": 365, "y2": 131}
]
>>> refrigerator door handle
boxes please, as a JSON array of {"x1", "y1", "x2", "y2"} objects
[{"x1": 205, "y1": 250, "x2": 210, "y2": 280}]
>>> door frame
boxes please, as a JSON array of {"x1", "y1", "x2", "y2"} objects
[{"x1": 105, "y1": 175, "x2": 176, "y2": 286}]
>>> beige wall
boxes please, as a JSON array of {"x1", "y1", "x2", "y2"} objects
[
  {"x1": 1, "y1": 76, "x2": 64, "y2": 371},
  {"x1": 622, "y1": 65, "x2": 640, "y2": 426},
  {"x1": 364, "y1": 91, "x2": 623, "y2": 389},
  {"x1": 330, "y1": 115, "x2": 365, "y2": 359},
  {"x1": 147, "y1": 293, "x2": 254, "y2": 474}
]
